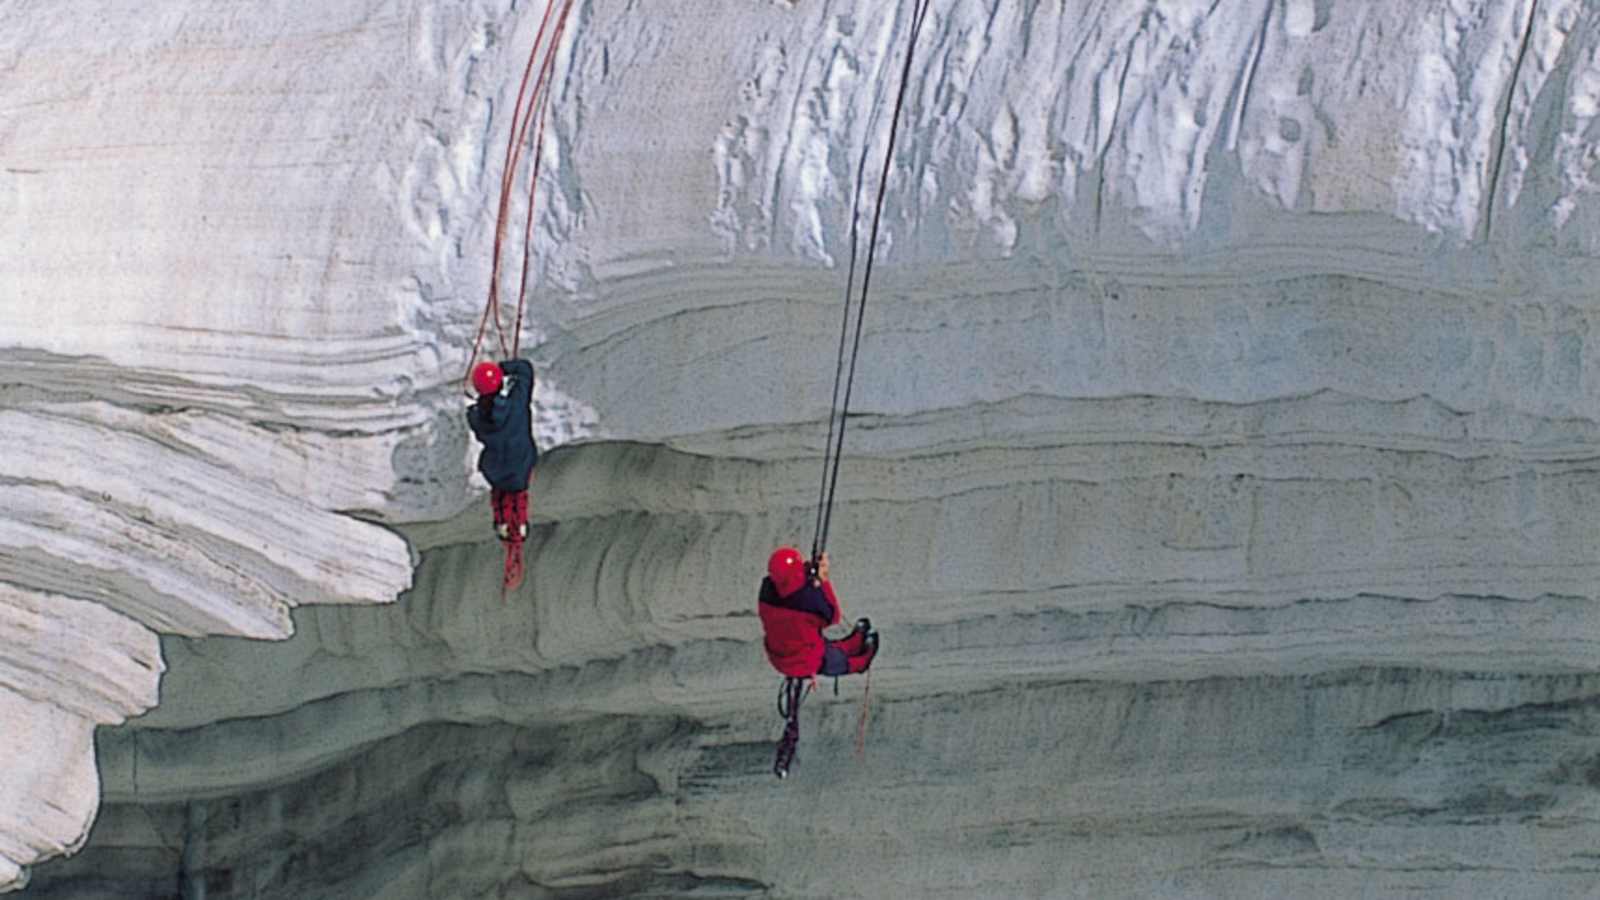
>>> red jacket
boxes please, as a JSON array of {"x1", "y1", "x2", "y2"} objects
[{"x1": 757, "y1": 575, "x2": 840, "y2": 677}]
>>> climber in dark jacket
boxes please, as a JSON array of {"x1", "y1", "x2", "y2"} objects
[
  {"x1": 467, "y1": 359, "x2": 538, "y2": 545},
  {"x1": 758, "y1": 547, "x2": 877, "y2": 679}
]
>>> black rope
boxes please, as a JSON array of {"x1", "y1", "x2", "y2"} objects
[
  {"x1": 812, "y1": 0, "x2": 933, "y2": 559},
  {"x1": 774, "y1": 676, "x2": 808, "y2": 778},
  {"x1": 777, "y1": 675, "x2": 807, "y2": 719},
  {"x1": 810, "y1": 117, "x2": 874, "y2": 562}
]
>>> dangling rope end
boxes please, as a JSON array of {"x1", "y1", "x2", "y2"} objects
[{"x1": 854, "y1": 669, "x2": 874, "y2": 759}]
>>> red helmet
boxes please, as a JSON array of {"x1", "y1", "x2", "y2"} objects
[
  {"x1": 471, "y1": 362, "x2": 504, "y2": 395},
  {"x1": 767, "y1": 546, "x2": 807, "y2": 597}
]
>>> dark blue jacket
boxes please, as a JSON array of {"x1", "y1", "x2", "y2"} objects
[
  {"x1": 757, "y1": 576, "x2": 835, "y2": 623},
  {"x1": 466, "y1": 358, "x2": 538, "y2": 491}
]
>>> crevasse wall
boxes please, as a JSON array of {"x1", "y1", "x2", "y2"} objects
[{"x1": 3, "y1": 0, "x2": 1600, "y2": 896}]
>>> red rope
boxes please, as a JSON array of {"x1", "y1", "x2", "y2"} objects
[
  {"x1": 513, "y1": 6, "x2": 570, "y2": 358},
  {"x1": 489, "y1": 0, "x2": 562, "y2": 355},
  {"x1": 854, "y1": 669, "x2": 873, "y2": 758},
  {"x1": 480, "y1": 9, "x2": 553, "y2": 368},
  {"x1": 466, "y1": 0, "x2": 577, "y2": 392}
]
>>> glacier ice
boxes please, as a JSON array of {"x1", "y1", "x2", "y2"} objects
[{"x1": 3, "y1": 0, "x2": 1600, "y2": 895}]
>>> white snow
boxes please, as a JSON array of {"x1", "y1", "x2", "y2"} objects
[{"x1": 3, "y1": 0, "x2": 1600, "y2": 893}]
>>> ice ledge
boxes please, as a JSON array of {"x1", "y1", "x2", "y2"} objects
[
  {"x1": 0, "y1": 401, "x2": 414, "y2": 890},
  {"x1": 0, "y1": 586, "x2": 162, "y2": 892}
]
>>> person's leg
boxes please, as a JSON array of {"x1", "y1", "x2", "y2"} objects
[
  {"x1": 831, "y1": 616, "x2": 874, "y2": 656},
  {"x1": 503, "y1": 534, "x2": 525, "y2": 590},
  {"x1": 834, "y1": 629, "x2": 867, "y2": 656},
  {"x1": 491, "y1": 488, "x2": 510, "y2": 540},
  {"x1": 819, "y1": 643, "x2": 850, "y2": 677},
  {"x1": 516, "y1": 469, "x2": 535, "y2": 539},
  {"x1": 508, "y1": 489, "x2": 529, "y2": 539},
  {"x1": 844, "y1": 632, "x2": 879, "y2": 674}
]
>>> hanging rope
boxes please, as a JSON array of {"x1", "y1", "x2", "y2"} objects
[
  {"x1": 774, "y1": 676, "x2": 812, "y2": 778},
  {"x1": 465, "y1": 0, "x2": 578, "y2": 393},
  {"x1": 510, "y1": 6, "x2": 572, "y2": 359},
  {"x1": 854, "y1": 669, "x2": 873, "y2": 757},
  {"x1": 812, "y1": 0, "x2": 933, "y2": 559},
  {"x1": 810, "y1": 87, "x2": 874, "y2": 562}
]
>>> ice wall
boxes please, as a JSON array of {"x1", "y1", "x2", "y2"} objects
[{"x1": 4, "y1": 0, "x2": 1600, "y2": 896}]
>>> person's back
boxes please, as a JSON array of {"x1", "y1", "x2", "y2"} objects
[
  {"x1": 758, "y1": 556, "x2": 839, "y2": 677},
  {"x1": 467, "y1": 358, "x2": 538, "y2": 492},
  {"x1": 757, "y1": 548, "x2": 876, "y2": 678}
]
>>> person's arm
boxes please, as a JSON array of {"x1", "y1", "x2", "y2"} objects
[
  {"x1": 819, "y1": 580, "x2": 842, "y2": 627},
  {"x1": 775, "y1": 584, "x2": 836, "y2": 625},
  {"x1": 500, "y1": 359, "x2": 535, "y2": 397},
  {"x1": 813, "y1": 552, "x2": 841, "y2": 624}
]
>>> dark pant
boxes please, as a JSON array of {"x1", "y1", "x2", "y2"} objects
[{"x1": 819, "y1": 629, "x2": 875, "y2": 676}]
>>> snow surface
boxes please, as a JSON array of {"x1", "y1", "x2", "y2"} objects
[{"x1": 3, "y1": 0, "x2": 1600, "y2": 895}]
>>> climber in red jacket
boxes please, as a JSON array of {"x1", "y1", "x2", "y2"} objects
[{"x1": 758, "y1": 547, "x2": 877, "y2": 679}]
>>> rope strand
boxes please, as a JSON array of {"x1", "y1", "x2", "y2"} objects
[
  {"x1": 811, "y1": 58, "x2": 885, "y2": 563},
  {"x1": 512, "y1": 8, "x2": 571, "y2": 358},
  {"x1": 813, "y1": 0, "x2": 933, "y2": 555},
  {"x1": 486, "y1": 0, "x2": 562, "y2": 359},
  {"x1": 854, "y1": 669, "x2": 873, "y2": 757},
  {"x1": 466, "y1": 0, "x2": 578, "y2": 390}
]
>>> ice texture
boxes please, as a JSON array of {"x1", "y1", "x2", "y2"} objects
[{"x1": 3, "y1": 0, "x2": 1600, "y2": 896}]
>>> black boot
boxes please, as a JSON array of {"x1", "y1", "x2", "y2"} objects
[{"x1": 855, "y1": 630, "x2": 880, "y2": 671}]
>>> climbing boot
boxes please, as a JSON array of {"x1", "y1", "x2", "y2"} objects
[
  {"x1": 861, "y1": 630, "x2": 880, "y2": 665},
  {"x1": 844, "y1": 631, "x2": 879, "y2": 675}
]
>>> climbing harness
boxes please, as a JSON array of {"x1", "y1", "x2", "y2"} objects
[
  {"x1": 464, "y1": 0, "x2": 578, "y2": 394},
  {"x1": 776, "y1": 0, "x2": 930, "y2": 779}
]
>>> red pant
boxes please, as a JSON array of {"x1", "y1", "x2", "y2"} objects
[
  {"x1": 491, "y1": 488, "x2": 529, "y2": 536},
  {"x1": 490, "y1": 488, "x2": 530, "y2": 591},
  {"x1": 820, "y1": 629, "x2": 876, "y2": 676}
]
